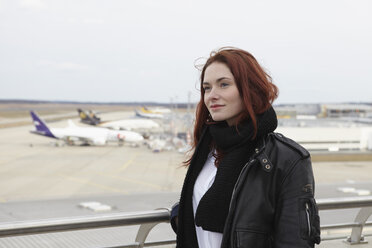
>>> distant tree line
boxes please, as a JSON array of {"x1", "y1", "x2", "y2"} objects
[{"x1": 0, "y1": 99, "x2": 194, "y2": 108}]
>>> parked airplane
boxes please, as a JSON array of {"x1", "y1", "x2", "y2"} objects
[
  {"x1": 30, "y1": 111, "x2": 144, "y2": 146},
  {"x1": 143, "y1": 106, "x2": 171, "y2": 114},
  {"x1": 78, "y1": 109, "x2": 101, "y2": 125},
  {"x1": 135, "y1": 107, "x2": 164, "y2": 119},
  {"x1": 77, "y1": 109, "x2": 160, "y2": 130}
]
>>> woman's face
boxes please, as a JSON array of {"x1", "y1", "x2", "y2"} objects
[{"x1": 203, "y1": 62, "x2": 244, "y2": 126}]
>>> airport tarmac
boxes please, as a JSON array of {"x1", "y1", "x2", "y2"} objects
[
  {"x1": 1, "y1": 115, "x2": 372, "y2": 202},
  {"x1": 0, "y1": 120, "x2": 187, "y2": 203},
  {"x1": 1, "y1": 114, "x2": 372, "y2": 247}
]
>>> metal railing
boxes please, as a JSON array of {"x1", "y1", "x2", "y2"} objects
[
  {"x1": 0, "y1": 196, "x2": 372, "y2": 247},
  {"x1": 0, "y1": 208, "x2": 173, "y2": 248},
  {"x1": 317, "y1": 196, "x2": 372, "y2": 244}
]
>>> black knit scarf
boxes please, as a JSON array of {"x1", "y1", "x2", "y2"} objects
[{"x1": 176, "y1": 107, "x2": 277, "y2": 248}]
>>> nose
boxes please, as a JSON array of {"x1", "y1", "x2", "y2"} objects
[{"x1": 206, "y1": 87, "x2": 219, "y2": 102}]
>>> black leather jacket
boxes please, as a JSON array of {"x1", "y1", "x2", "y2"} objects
[{"x1": 171, "y1": 132, "x2": 321, "y2": 248}]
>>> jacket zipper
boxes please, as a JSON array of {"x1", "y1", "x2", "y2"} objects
[
  {"x1": 221, "y1": 136, "x2": 267, "y2": 247},
  {"x1": 221, "y1": 159, "x2": 254, "y2": 247},
  {"x1": 228, "y1": 161, "x2": 252, "y2": 213},
  {"x1": 305, "y1": 202, "x2": 311, "y2": 237}
]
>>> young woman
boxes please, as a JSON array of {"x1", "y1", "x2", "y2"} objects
[{"x1": 171, "y1": 47, "x2": 321, "y2": 248}]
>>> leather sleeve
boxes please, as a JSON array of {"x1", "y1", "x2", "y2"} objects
[
  {"x1": 170, "y1": 202, "x2": 179, "y2": 234},
  {"x1": 274, "y1": 157, "x2": 321, "y2": 247}
]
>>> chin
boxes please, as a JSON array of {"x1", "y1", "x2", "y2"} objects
[{"x1": 211, "y1": 115, "x2": 225, "y2": 122}]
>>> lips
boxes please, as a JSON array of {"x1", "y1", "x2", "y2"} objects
[{"x1": 210, "y1": 104, "x2": 224, "y2": 110}]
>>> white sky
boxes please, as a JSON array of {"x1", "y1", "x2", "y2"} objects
[{"x1": 0, "y1": 0, "x2": 371, "y2": 104}]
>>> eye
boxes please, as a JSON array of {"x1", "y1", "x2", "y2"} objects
[
  {"x1": 203, "y1": 85, "x2": 211, "y2": 92},
  {"x1": 220, "y1": 82, "x2": 229, "y2": 88}
]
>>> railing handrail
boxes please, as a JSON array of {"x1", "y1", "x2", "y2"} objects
[
  {"x1": 0, "y1": 208, "x2": 170, "y2": 238},
  {"x1": 317, "y1": 196, "x2": 372, "y2": 210}
]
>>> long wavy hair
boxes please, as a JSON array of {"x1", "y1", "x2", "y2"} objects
[{"x1": 185, "y1": 47, "x2": 278, "y2": 166}]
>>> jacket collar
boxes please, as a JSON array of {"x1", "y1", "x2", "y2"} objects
[{"x1": 252, "y1": 133, "x2": 274, "y2": 173}]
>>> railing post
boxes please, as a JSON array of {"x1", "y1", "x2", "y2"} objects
[
  {"x1": 134, "y1": 208, "x2": 171, "y2": 248},
  {"x1": 344, "y1": 207, "x2": 372, "y2": 244},
  {"x1": 135, "y1": 222, "x2": 159, "y2": 248}
]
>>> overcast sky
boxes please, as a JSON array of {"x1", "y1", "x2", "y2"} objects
[{"x1": 0, "y1": 0, "x2": 371, "y2": 104}]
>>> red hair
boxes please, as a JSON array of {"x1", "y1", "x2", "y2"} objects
[{"x1": 185, "y1": 47, "x2": 278, "y2": 166}]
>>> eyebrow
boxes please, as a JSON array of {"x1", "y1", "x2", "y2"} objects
[{"x1": 202, "y1": 77, "x2": 232, "y2": 85}]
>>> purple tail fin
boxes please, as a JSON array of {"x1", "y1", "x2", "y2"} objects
[{"x1": 30, "y1": 111, "x2": 56, "y2": 138}]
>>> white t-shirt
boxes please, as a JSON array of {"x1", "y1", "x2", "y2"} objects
[{"x1": 192, "y1": 152, "x2": 223, "y2": 248}]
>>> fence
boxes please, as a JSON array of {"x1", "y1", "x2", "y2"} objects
[{"x1": 1, "y1": 197, "x2": 372, "y2": 247}]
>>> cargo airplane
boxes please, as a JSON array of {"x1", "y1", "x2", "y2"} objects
[
  {"x1": 30, "y1": 111, "x2": 144, "y2": 146},
  {"x1": 142, "y1": 106, "x2": 171, "y2": 114},
  {"x1": 135, "y1": 107, "x2": 164, "y2": 119},
  {"x1": 78, "y1": 109, "x2": 160, "y2": 130}
]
